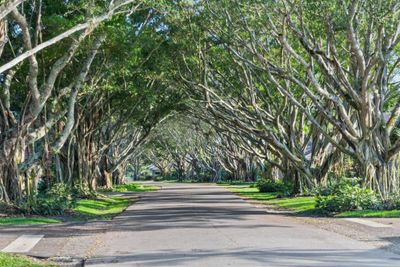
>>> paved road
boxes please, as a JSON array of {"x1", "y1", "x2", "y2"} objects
[
  {"x1": 1, "y1": 182, "x2": 399, "y2": 266},
  {"x1": 84, "y1": 183, "x2": 400, "y2": 266}
]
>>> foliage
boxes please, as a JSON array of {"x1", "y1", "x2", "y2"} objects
[
  {"x1": 316, "y1": 178, "x2": 378, "y2": 212},
  {"x1": 19, "y1": 184, "x2": 76, "y2": 215},
  {"x1": 256, "y1": 179, "x2": 291, "y2": 194},
  {"x1": 3, "y1": 0, "x2": 400, "y2": 211},
  {"x1": 381, "y1": 193, "x2": 400, "y2": 210},
  {"x1": 229, "y1": 184, "x2": 400, "y2": 216},
  {"x1": 71, "y1": 184, "x2": 97, "y2": 199}
]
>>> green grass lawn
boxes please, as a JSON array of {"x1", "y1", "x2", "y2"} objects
[
  {"x1": 74, "y1": 183, "x2": 158, "y2": 219},
  {"x1": 0, "y1": 252, "x2": 54, "y2": 267},
  {"x1": 227, "y1": 186, "x2": 318, "y2": 214},
  {"x1": 73, "y1": 195, "x2": 132, "y2": 219},
  {"x1": 336, "y1": 209, "x2": 400, "y2": 218},
  {"x1": 267, "y1": 197, "x2": 316, "y2": 213},
  {"x1": 0, "y1": 217, "x2": 61, "y2": 226},
  {"x1": 217, "y1": 181, "x2": 256, "y2": 186},
  {"x1": 228, "y1": 186, "x2": 278, "y2": 201},
  {"x1": 109, "y1": 183, "x2": 159, "y2": 192}
]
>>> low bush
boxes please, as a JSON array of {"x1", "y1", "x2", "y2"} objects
[
  {"x1": 256, "y1": 179, "x2": 289, "y2": 193},
  {"x1": 0, "y1": 201, "x2": 19, "y2": 215},
  {"x1": 381, "y1": 193, "x2": 400, "y2": 210},
  {"x1": 316, "y1": 177, "x2": 378, "y2": 212},
  {"x1": 71, "y1": 184, "x2": 95, "y2": 199},
  {"x1": 20, "y1": 183, "x2": 76, "y2": 215}
]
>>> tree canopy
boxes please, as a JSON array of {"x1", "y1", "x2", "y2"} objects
[{"x1": 1, "y1": 0, "x2": 400, "y2": 207}]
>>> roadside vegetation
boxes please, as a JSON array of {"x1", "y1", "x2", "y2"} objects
[
  {"x1": 0, "y1": 252, "x2": 54, "y2": 267},
  {"x1": 0, "y1": 217, "x2": 62, "y2": 226},
  {"x1": 101, "y1": 184, "x2": 159, "y2": 193},
  {"x1": 0, "y1": 183, "x2": 157, "y2": 226},
  {"x1": 225, "y1": 178, "x2": 400, "y2": 218},
  {"x1": 227, "y1": 185, "x2": 318, "y2": 214}
]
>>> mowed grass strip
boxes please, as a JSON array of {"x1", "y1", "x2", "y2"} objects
[
  {"x1": 266, "y1": 197, "x2": 316, "y2": 213},
  {"x1": 0, "y1": 252, "x2": 55, "y2": 267},
  {"x1": 75, "y1": 183, "x2": 159, "y2": 219},
  {"x1": 73, "y1": 196, "x2": 132, "y2": 219},
  {"x1": 0, "y1": 217, "x2": 61, "y2": 226},
  {"x1": 110, "y1": 183, "x2": 159, "y2": 193},
  {"x1": 228, "y1": 186, "x2": 278, "y2": 201},
  {"x1": 336, "y1": 209, "x2": 400, "y2": 218},
  {"x1": 227, "y1": 186, "x2": 317, "y2": 213}
]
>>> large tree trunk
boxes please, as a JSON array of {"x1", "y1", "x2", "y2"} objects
[
  {"x1": 1, "y1": 158, "x2": 21, "y2": 202},
  {"x1": 112, "y1": 167, "x2": 126, "y2": 185},
  {"x1": 99, "y1": 155, "x2": 112, "y2": 188},
  {"x1": 0, "y1": 137, "x2": 23, "y2": 202},
  {"x1": 358, "y1": 153, "x2": 400, "y2": 200}
]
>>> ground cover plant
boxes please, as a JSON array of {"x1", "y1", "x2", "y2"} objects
[{"x1": 0, "y1": 252, "x2": 55, "y2": 267}]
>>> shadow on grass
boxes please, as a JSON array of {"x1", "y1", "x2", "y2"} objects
[
  {"x1": 72, "y1": 196, "x2": 135, "y2": 221},
  {"x1": 227, "y1": 186, "x2": 327, "y2": 217}
]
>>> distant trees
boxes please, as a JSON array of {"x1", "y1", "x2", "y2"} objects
[{"x1": 144, "y1": 116, "x2": 261, "y2": 182}]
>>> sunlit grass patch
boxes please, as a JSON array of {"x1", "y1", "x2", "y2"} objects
[
  {"x1": 227, "y1": 186, "x2": 278, "y2": 201},
  {"x1": 73, "y1": 196, "x2": 132, "y2": 219},
  {"x1": 227, "y1": 185, "x2": 317, "y2": 213},
  {"x1": 0, "y1": 252, "x2": 55, "y2": 267},
  {"x1": 267, "y1": 197, "x2": 316, "y2": 213},
  {"x1": 336, "y1": 209, "x2": 400, "y2": 218},
  {"x1": 111, "y1": 184, "x2": 159, "y2": 192}
]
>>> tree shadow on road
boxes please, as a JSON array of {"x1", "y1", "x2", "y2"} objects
[{"x1": 85, "y1": 247, "x2": 400, "y2": 267}]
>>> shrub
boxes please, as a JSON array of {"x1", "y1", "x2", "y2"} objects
[
  {"x1": 381, "y1": 193, "x2": 400, "y2": 210},
  {"x1": 256, "y1": 179, "x2": 288, "y2": 193},
  {"x1": 20, "y1": 183, "x2": 76, "y2": 215},
  {"x1": 316, "y1": 178, "x2": 378, "y2": 212},
  {"x1": 72, "y1": 184, "x2": 96, "y2": 199}
]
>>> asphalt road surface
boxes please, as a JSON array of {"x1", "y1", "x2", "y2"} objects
[{"x1": 83, "y1": 182, "x2": 400, "y2": 266}]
